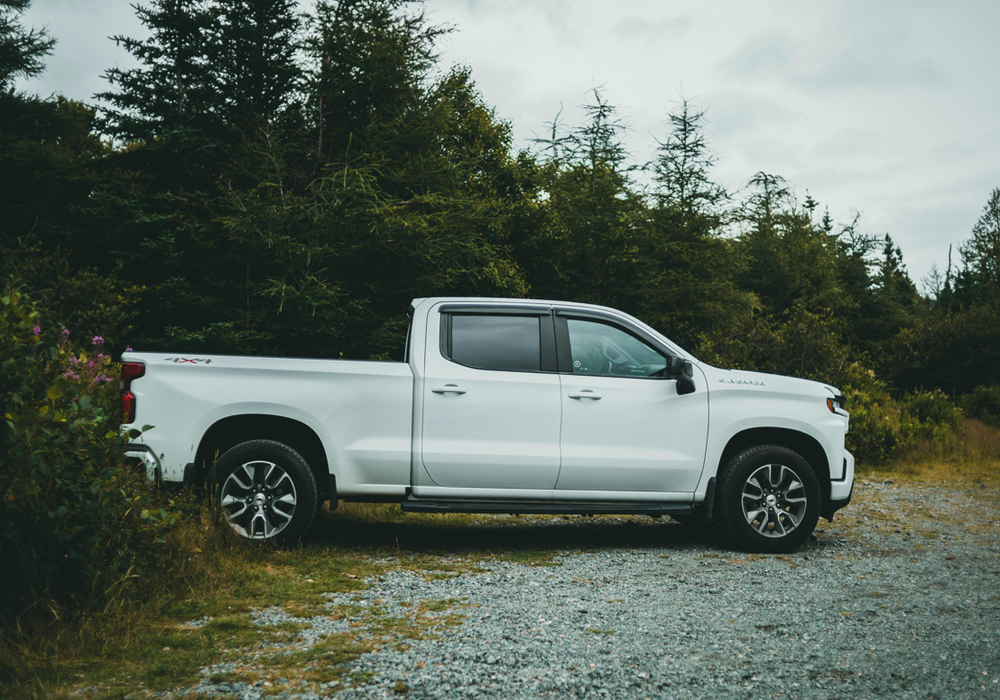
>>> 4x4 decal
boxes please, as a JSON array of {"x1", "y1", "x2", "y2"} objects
[{"x1": 164, "y1": 357, "x2": 213, "y2": 364}]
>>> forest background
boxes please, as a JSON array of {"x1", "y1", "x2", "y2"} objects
[{"x1": 2, "y1": 0, "x2": 1000, "y2": 632}]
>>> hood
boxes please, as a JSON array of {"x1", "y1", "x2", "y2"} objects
[{"x1": 700, "y1": 365, "x2": 840, "y2": 400}]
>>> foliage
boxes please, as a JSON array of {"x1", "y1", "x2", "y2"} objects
[
  {"x1": 0, "y1": 0, "x2": 54, "y2": 88},
  {"x1": 5, "y1": 0, "x2": 1000, "y2": 450},
  {"x1": 0, "y1": 290, "x2": 179, "y2": 623},
  {"x1": 955, "y1": 187, "x2": 1000, "y2": 304},
  {"x1": 960, "y1": 384, "x2": 1000, "y2": 427}
]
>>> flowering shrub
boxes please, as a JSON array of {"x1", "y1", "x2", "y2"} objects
[{"x1": 0, "y1": 289, "x2": 178, "y2": 622}]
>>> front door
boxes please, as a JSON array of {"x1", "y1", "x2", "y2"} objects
[{"x1": 556, "y1": 316, "x2": 709, "y2": 494}]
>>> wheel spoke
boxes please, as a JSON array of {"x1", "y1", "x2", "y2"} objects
[
  {"x1": 745, "y1": 507, "x2": 765, "y2": 521},
  {"x1": 771, "y1": 511, "x2": 788, "y2": 535},
  {"x1": 269, "y1": 471, "x2": 292, "y2": 491},
  {"x1": 224, "y1": 501, "x2": 248, "y2": 519},
  {"x1": 263, "y1": 462, "x2": 278, "y2": 485},
  {"x1": 229, "y1": 466, "x2": 253, "y2": 492},
  {"x1": 249, "y1": 511, "x2": 275, "y2": 538},
  {"x1": 271, "y1": 504, "x2": 293, "y2": 522}
]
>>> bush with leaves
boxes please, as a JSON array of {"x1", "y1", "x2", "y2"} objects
[
  {"x1": 960, "y1": 385, "x2": 1000, "y2": 427},
  {"x1": 0, "y1": 289, "x2": 178, "y2": 623}
]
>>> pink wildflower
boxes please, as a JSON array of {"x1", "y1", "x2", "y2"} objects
[
  {"x1": 33, "y1": 326, "x2": 41, "y2": 336},
  {"x1": 92, "y1": 336, "x2": 104, "y2": 346}
]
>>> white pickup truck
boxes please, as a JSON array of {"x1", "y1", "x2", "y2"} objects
[{"x1": 121, "y1": 297, "x2": 853, "y2": 553}]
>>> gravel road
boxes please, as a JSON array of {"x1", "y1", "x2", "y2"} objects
[{"x1": 185, "y1": 480, "x2": 1000, "y2": 700}]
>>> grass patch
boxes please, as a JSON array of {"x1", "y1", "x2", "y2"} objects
[
  {"x1": 862, "y1": 418, "x2": 1000, "y2": 483},
  {"x1": 3, "y1": 495, "x2": 687, "y2": 699}
]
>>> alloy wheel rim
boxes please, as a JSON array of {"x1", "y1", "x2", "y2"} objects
[
  {"x1": 220, "y1": 460, "x2": 298, "y2": 539},
  {"x1": 741, "y1": 463, "x2": 808, "y2": 538}
]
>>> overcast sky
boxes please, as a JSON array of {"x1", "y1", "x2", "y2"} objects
[{"x1": 17, "y1": 0, "x2": 1000, "y2": 289}]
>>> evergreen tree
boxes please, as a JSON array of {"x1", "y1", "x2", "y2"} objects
[
  {"x1": 521, "y1": 89, "x2": 642, "y2": 308},
  {"x1": 738, "y1": 172, "x2": 847, "y2": 317},
  {"x1": 206, "y1": 4, "x2": 536, "y2": 359},
  {"x1": 956, "y1": 187, "x2": 1000, "y2": 303},
  {"x1": 210, "y1": 0, "x2": 303, "y2": 125},
  {"x1": 651, "y1": 100, "x2": 726, "y2": 216},
  {"x1": 306, "y1": 0, "x2": 449, "y2": 163},
  {"x1": 634, "y1": 100, "x2": 752, "y2": 348},
  {"x1": 0, "y1": 0, "x2": 54, "y2": 88},
  {"x1": 92, "y1": 0, "x2": 308, "y2": 354}
]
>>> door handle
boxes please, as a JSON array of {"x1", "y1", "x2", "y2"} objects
[
  {"x1": 432, "y1": 384, "x2": 467, "y2": 395},
  {"x1": 568, "y1": 390, "x2": 602, "y2": 400}
]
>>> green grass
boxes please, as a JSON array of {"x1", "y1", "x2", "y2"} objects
[{"x1": 2, "y1": 501, "x2": 683, "y2": 699}]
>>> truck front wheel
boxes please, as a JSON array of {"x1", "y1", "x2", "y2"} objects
[
  {"x1": 717, "y1": 445, "x2": 820, "y2": 553},
  {"x1": 209, "y1": 440, "x2": 318, "y2": 544}
]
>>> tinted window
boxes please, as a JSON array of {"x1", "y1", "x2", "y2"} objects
[
  {"x1": 450, "y1": 315, "x2": 541, "y2": 371},
  {"x1": 566, "y1": 318, "x2": 667, "y2": 377}
]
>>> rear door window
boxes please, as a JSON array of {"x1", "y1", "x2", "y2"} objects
[{"x1": 448, "y1": 315, "x2": 541, "y2": 372}]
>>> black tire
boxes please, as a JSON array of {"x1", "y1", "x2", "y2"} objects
[
  {"x1": 717, "y1": 445, "x2": 820, "y2": 554},
  {"x1": 208, "y1": 440, "x2": 318, "y2": 544}
]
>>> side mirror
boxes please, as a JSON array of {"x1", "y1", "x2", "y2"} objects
[{"x1": 667, "y1": 356, "x2": 696, "y2": 395}]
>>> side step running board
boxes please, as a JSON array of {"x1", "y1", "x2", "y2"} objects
[{"x1": 400, "y1": 501, "x2": 693, "y2": 516}]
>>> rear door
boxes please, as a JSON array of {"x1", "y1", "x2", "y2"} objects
[{"x1": 419, "y1": 305, "x2": 562, "y2": 490}]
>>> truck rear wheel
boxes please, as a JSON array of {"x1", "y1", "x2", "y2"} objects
[
  {"x1": 209, "y1": 440, "x2": 317, "y2": 544},
  {"x1": 717, "y1": 445, "x2": 820, "y2": 553}
]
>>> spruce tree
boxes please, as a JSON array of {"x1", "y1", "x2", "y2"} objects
[
  {"x1": 0, "y1": 0, "x2": 54, "y2": 88},
  {"x1": 637, "y1": 100, "x2": 752, "y2": 348}
]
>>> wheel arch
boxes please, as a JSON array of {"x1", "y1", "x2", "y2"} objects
[
  {"x1": 716, "y1": 427, "x2": 831, "y2": 519},
  {"x1": 193, "y1": 415, "x2": 332, "y2": 499}
]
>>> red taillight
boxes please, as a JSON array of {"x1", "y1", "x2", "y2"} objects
[{"x1": 120, "y1": 361, "x2": 145, "y2": 424}]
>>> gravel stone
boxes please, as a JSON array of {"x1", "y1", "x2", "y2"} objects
[{"x1": 175, "y1": 480, "x2": 999, "y2": 699}]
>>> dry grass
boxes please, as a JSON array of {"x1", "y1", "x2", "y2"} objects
[{"x1": 861, "y1": 418, "x2": 1000, "y2": 484}]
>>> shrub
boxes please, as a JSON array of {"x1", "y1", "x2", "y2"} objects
[
  {"x1": 901, "y1": 389, "x2": 962, "y2": 438},
  {"x1": 960, "y1": 384, "x2": 1000, "y2": 427},
  {"x1": 0, "y1": 289, "x2": 178, "y2": 623}
]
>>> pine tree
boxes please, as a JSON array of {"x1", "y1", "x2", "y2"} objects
[
  {"x1": 524, "y1": 89, "x2": 642, "y2": 307},
  {"x1": 0, "y1": 0, "x2": 54, "y2": 88},
  {"x1": 93, "y1": 0, "x2": 308, "y2": 354},
  {"x1": 651, "y1": 100, "x2": 725, "y2": 216},
  {"x1": 956, "y1": 187, "x2": 1000, "y2": 303},
  {"x1": 636, "y1": 100, "x2": 751, "y2": 348},
  {"x1": 306, "y1": 0, "x2": 450, "y2": 163}
]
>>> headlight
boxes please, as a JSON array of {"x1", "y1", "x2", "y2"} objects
[{"x1": 826, "y1": 393, "x2": 847, "y2": 414}]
